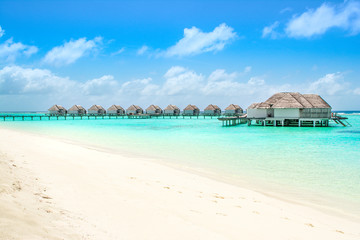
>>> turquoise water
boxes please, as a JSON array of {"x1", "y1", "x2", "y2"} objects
[{"x1": 1, "y1": 114, "x2": 360, "y2": 218}]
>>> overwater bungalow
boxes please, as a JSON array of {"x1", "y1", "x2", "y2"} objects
[
  {"x1": 247, "y1": 92, "x2": 332, "y2": 126},
  {"x1": 183, "y1": 104, "x2": 200, "y2": 116},
  {"x1": 146, "y1": 105, "x2": 163, "y2": 115},
  {"x1": 107, "y1": 105, "x2": 125, "y2": 115},
  {"x1": 163, "y1": 104, "x2": 180, "y2": 116},
  {"x1": 204, "y1": 104, "x2": 221, "y2": 116},
  {"x1": 88, "y1": 105, "x2": 106, "y2": 115},
  {"x1": 225, "y1": 104, "x2": 243, "y2": 116},
  {"x1": 68, "y1": 105, "x2": 86, "y2": 115},
  {"x1": 48, "y1": 105, "x2": 67, "y2": 116},
  {"x1": 126, "y1": 105, "x2": 143, "y2": 115}
]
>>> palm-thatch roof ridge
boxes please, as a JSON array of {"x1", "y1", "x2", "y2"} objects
[
  {"x1": 69, "y1": 105, "x2": 86, "y2": 111},
  {"x1": 250, "y1": 92, "x2": 331, "y2": 109},
  {"x1": 225, "y1": 104, "x2": 243, "y2": 110},
  {"x1": 48, "y1": 105, "x2": 66, "y2": 111},
  {"x1": 108, "y1": 105, "x2": 124, "y2": 111},
  {"x1": 89, "y1": 105, "x2": 105, "y2": 111}
]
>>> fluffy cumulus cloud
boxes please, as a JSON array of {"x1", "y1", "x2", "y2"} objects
[
  {"x1": 160, "y1": 66, "x2": 204, "y2": 95},
  {"x1": 82, "y1": 75, "x2": 118, "y2": 95},
  {"x1": 43, "y1": 37, "x2": 102, "y2": 66},
  {"x1": 308, "y1": 72, "x2": 346, "y2": 95},
  {"x1": 0, "y1": 66, "x2": 73, "y2": 94},
  {"x1": 120, "y1": 78, "x2": 159, "y2": 97},
  {"x1": 0, "y1": 38, "x2": 38, "y2": 61},
  {"x1": 163, "y1": 23, "x2": 237, "y2": 57},
  {"x1": 286, "y1": 1, "x2": 360, "y2": 38}
]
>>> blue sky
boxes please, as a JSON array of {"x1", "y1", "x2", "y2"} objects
[{"x1": 0, "y1": 0, "x2": 359, "y2": 111}]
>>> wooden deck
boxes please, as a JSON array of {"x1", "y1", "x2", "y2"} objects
[
  {"x1": 217, "y1": 116, "x2": 247, "y2": 126},
  {"x1": 0, "y1": 114, "x2": 223, "y2": 121}
]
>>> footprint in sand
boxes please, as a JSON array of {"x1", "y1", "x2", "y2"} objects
[
  {"x1": 214, "y1": 195, "x2": 225, "y2": 199},
  {"x1": 305, "y1": 223, "x2": 314, "y2": 227},
  {"x1": 163, "y1": 186, "x2": 170, "y2": 189},
  {"x1": 336, "y1": 230, "x2": 344, "y2": 234},
  {"x1": 216, "y1": 213, "x2": 227, "y2": 216},
  {"x1": 235, "y1": 205, "x2": 242, "y2": 208}
]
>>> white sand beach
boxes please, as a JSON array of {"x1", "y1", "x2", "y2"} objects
[{"x1": 0, "y1": 126, "x2": 359, "y2": 240}]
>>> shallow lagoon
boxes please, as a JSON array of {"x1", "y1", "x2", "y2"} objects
[{"x1": 2, "y1": 114, "x2": 360, "y2": 218}]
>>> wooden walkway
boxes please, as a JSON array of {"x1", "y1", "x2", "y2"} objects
[
  {"x1": 0, "y1": 114, "x2": 223, "y2": 121},
  {"x1": 217, "y1": 116, "x2": 247, "y2": 126}
]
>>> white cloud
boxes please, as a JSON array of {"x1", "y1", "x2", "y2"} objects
[
  {"x1": 0, "y1": 65, "x2": 73, "y2": 94},
  {"x1": 244, "y1": 66, "x2": 252, "y2": 74},
  {"x1": 286, "y1": 1, "x2": 360, "y2": 38},
  {"x1": 202, "y1": 69, "x2": 271, "y2": 97},
  {"x1": 2, "y1": 65, "x2": 358, "y2": 111},
  {"x1": 160, "y1": 66, "x2": 204, "y2": 95},
  {"x1": 82, "y1": 75, "x2": 118, "y2": 95},
  {"x1": 163, "y1": 23, "x2": 237, "y2": 57},
  {"x1": 280, "y1": 7, "x2": 292, "y2": 14},
  {"x1": 120, "y1": 78, "x2": 160, "y2": 97},
  {"x1": 137, "y1": 45, "x2": 148, "y2": 55},
  {"x1": 43, "y1": 37, "x2": 102, "y2": 66},
  {"x1": 248, "y1": 76, "x2": 265, "y2": 86},
  {"x1": 0, "y1": 26, "x2": 4, "y2": 38},
  {"x1": 0, "y1": 38, "x2": 38, "y2": 61},
  {"x1": 111, "y1": 47, "x2": 125, "y2": 56},
  {"x1": 262, "y1": 21, "x2": 280, "y2": 39},
  {"x1": 308, "y1": 72, "x2": 346, "y2": 95}
]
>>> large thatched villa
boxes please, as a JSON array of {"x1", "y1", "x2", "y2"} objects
[{"x1": 246, "y1": 92, "x2": 332, "y2": 127}]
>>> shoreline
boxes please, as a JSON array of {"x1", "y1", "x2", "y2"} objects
[
  {"x1": 1, "y1": 126, "x2": 359, "y2": 239},
  {"x1": 3, "y1": 124, "x2": 358, "y2": 222}
]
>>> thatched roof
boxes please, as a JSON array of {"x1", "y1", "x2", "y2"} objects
[
  {"x1": 48, "y1": 105, "x2": 66, "y2": 111},
  {"x1": 184, "y1": 104, "x2": 199, "y2": 111},
  {"x1": 68, "y1": 105, "x2": 85, "y2": 111},
  {"x1": 205, "y1": 104, "x2": 221, "y2": 111},
  {"x1": 107, "y1": 105, "x2": 124, "y2": 111},
  {"x1": 225, "y1": 104, "x2": 243, "y2": 110},
  {"x1": 89, "y1": 105, "x2": 105, "y2": 111},
  {"x1": 127, "y1": 105, "x2": 142, "y2": 111},
  {"x1": 247, "y1": 103, "x2": 261, "y2": 109},
  {"x1": 250, "y1": 92, "x2": 331, "y2": 109},
  {"x1": 164, "y1": 104, "x2": 179, "y2": 110},
  {"x1": 303, "y1": 94, "x2": 331, "y2": 108},
  {"x1": 146, "y1": 105, "x2": 157, "y2": 111}
]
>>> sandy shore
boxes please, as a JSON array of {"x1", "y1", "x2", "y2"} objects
[{"x1": 0, "y1": 127, "x2": 359, "y2": 240}]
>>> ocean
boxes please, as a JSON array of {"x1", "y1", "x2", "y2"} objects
[{"x1": 1, "y1": 112, "x2": 360, "y2": 219}]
